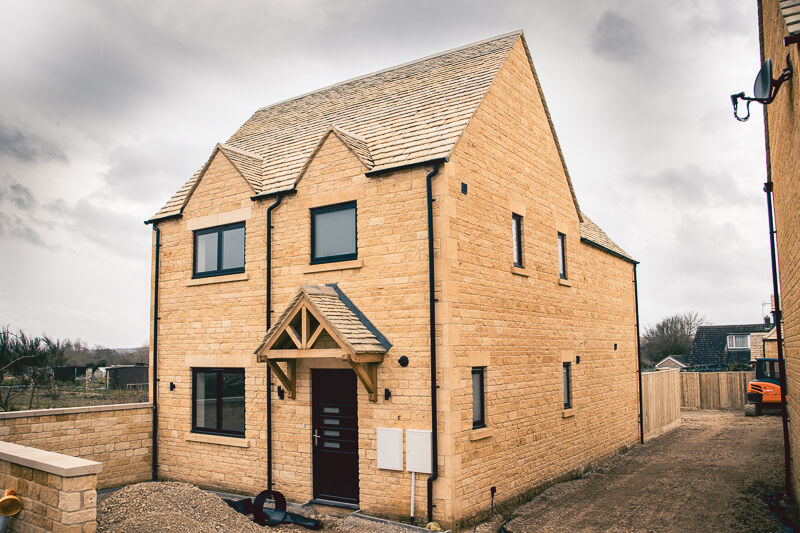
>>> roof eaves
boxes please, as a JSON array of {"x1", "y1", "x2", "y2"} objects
[{"x1": 580, "y1": 237, "x2": 638, "y2": 264}]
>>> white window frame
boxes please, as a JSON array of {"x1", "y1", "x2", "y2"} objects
[{"x1": 727, "y1": 334, "x2": 750, "y2": 349}]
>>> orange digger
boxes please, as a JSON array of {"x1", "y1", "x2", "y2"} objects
[{"x1": 745, "y1": 358, "x2": 782, "y2": 416}]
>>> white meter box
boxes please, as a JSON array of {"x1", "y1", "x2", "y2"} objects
[
  {"x1": 405, "y1": 429, "x2": 432, "y2": 474},
  {"x1": 376, "y1": 428, "x2": 403, "y2": 471}
]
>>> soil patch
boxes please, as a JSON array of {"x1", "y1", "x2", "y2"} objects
[{"x1": 499, "y1": 410, "x2": 787, "y2": 533}]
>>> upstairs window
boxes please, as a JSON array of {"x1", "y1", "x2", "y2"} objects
[
  {"x1": 558, "y1": 233, "x2": 567, "y2": 279},
  {"x1": 311, "y1": 202, "x2": 357, "y2": 264},
  {"x1": 472, "y1": 367, "x2": 486, "y2": 428},
  {"x1": 193, "y1": 222, "x2": 245, "y2": 278},
  {"x1": 192, "y1": 368, "x2": 245, "y2": 437},
  {"x1": 727, "y1": 334, "x2": 750, "y2": 349},
  {"x1": 512, "y1": 214, "x2": 523, "y2": 267}
]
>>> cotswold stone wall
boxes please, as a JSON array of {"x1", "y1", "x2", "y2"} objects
[
  {"x1": 760, "y1": 0, "x2": 800, "y2": 504},
  {"x1": 0, "y1": 441, "x2": 100, "y2": 533},
  {"x1": 0, "y1": 403, "x2": 151, "y2": 490}
]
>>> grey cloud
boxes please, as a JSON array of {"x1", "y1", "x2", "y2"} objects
[
  {"x1": 9, "y1": 183, "x2": 36, "y2": 211},
  {"x1": 624, "y1": 166, "x2": 758, "y2": 209},
  {"x1": 0, "y1": 121, "x2": 67, "y2": 164},
  {"x1": 48, "y1": 198, "x2": 146, "y2": 257},
  {"x1": 591, "y1": 11, "x2": 647, "y2": 63},
  {"x1": 0, "y1": 213, "x2": 47, "y2": 247}
]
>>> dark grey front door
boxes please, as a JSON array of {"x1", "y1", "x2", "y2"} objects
[{"x1": 312, "y1": 369, "x2": 359, "y2": 505}]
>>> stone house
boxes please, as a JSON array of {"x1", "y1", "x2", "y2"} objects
[
  {"x1": 758, "y1": 0, "x2": 800, "y2": 504},
  {"x1": 146, "y1": 31, "x2": 640, "y2": 528}
]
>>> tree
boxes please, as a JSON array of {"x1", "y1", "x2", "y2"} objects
[
  {"x1": 640, "y1": 311, "x2": 706, "y2": 369},
  {"x1": 0, "y1": 328, "x2": 67, "y2": 411}
]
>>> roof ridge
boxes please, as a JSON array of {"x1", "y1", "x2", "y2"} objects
[{"x1": 254, "y1": 31, "x2": 523, "y2": 113}]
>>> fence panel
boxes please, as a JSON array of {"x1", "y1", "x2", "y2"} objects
[
  {"x1": 681, "y1": 371, "x2": 755, "y2": 410},
  {"x1": 642, "y1": 369, "x2": 681, "y2": 441}
]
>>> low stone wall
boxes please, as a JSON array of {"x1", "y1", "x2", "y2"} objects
[
  {"x1": 0, "y1": 403, "x2": 152, "y2": 489},
  {"x1": 0, "y1": 440, "x2": 100, "y2": 533}
]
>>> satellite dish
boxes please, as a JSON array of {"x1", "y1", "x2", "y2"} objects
[{"x1": 753, "y1": 58, "x2": 773, "y2": 101}]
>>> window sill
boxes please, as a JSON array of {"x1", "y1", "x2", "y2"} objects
[
  {"x1": 469, "y1": 427, "x2": 495, "y2": 441},
  {"x1": 562, "y1": 409, "x2": 575, "y2": 418},
  {"x1": 558, "y1": 278, "x2": 572, "y2": 287},
  {"x1": 511, "y1": 266, "x2": 529, "y2": 277},
  {"x1": 303, "y1": 259, "x2": 362, "y2": 274},
  {"x1": 186, "y1": 432, "x2": 249, "y2": 448},
  {"x1": 187, "y1": 272, "x2": 249, "y2": 287}
]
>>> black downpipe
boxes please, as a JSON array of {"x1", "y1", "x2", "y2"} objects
[
  {"x1": 764, "y1": 180, "x2": 793, "y2": 501},
  {"x1": 633, "y1": 264, "x2": 644, "y2": 445},
  {"x1": 425, "y1": 164, "x2": 440, "y2": 524},
  {"x1": 151, "y1": 224, "x2": 161, "y2": 481},
  {"x1": 266, "y1": 194, "x2": 283, "y2": 490}
]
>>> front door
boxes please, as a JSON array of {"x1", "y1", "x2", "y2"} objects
[{"x1": 312, "y1": 369, "x2": 359, "y2": 505}]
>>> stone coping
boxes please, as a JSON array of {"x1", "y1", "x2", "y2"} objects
[
  {"x1": 0, "y1": 441, "x2": 102, "y2": 477},
  {"x1": 0, "y1": 402, "x2": 152, "y2": 420}
]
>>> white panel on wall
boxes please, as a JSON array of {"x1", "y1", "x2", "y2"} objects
[
  {"x1": 376, "y1": 428, "x2": 403, "y2": 471},
  {"x1": 406, "y1": 429, "x2": 432, "y2": 474}
]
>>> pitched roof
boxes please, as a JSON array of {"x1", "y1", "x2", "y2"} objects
[
  {"x1": 655, "y1": 355, "x2": 689, "y2": 369},
  {"x1": 781, "y1": 0, "x2": 800, "y2": 36},
  {"x1": 688, "y1": 324, "x2": 770, "y2": 367},
  {"x1": 579, "y1": 212, "x2": 634, "y2": 262},
  {"x1": 255, "y1": 284, "x2": 390, "y2": 356},
  {"x1": 149, "y1": 31, "x2": 523, "y2": 222}
]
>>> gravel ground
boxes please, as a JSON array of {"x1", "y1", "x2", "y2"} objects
[
  {"x1": 98, "y1": 482, "x2": 431, "y2": 532},
  {"x1": 496, "y1": 410, "x2": 787, "y2": 533}
]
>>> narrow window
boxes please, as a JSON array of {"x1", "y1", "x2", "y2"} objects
[
  {"x1": 193, "y1": 222, "x2": 245, "y2": 278},
  {"x1": 558, "y1": 232, "x2": 567, "y2": 279},
  {"x1": 563, "y1": 362, "x2": 572, "y2": 409},
  {"x1": 472, "y1": 367, "x2": 486, "y2": 428},
  {"x1": 192, "y1": 368, "x2": 245, "y2": 437},
  {"x1": 311, "y1": 202, "x2": 357, "y2": 264},
  {"x1": 512, "y1": 214, "x2": 523, "y2": 267}
]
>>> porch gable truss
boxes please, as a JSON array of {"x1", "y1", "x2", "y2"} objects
[{"x1": 255, "y1": 284, "x2": 389, "y2": 401}]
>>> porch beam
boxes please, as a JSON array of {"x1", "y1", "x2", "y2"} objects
[
  {"x1": 348, "y1": 360, "x2": 377, "y2": 402},
  {"x1": 267, "y1": 360, "x2": 296, "y2": 399}
]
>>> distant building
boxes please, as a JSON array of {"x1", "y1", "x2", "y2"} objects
[
  {"x1": 654, "y1": 355, "x2": 688, "y2": 370},
  {"x1": 688, "y1": 324, "x2": 772, "y2": 368}
]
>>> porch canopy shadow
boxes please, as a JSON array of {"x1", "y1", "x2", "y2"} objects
[{"x1": 254, "y1": 284, "x2": 391, "y2": 401}]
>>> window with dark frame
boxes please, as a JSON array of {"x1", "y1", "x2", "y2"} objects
[
  {"x1": 472, "y1": 367, "x2": 486, "y2": 428},
  {"x1": 558, "y1": 232, "x2": 567, "y2": 279},
  {"x1": 310, "y1": 201, "x2": 357, "y2": 264},
  {"x1": 192, "y1": 368, "x2": 245, "y2": 437},
  {"x1": 193, "y1": 222, "x2": 245, "y2": 278},
  {"x1": 512, "y1": 213, "x2": 523, "y2": 267},
  {"x1": 563, "y1": 362, "x2": 572, "y2": 409}
]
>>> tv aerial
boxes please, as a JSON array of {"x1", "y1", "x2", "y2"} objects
[{"x1": 731, "y1": 55, "x2": 793, "y2": 122}]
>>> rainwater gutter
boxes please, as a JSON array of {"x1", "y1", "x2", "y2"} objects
[
  {"x1": 151, "y1": 223, "x2": 161, "y2": 481},
  {"x1": 633, "y1": 263, "x2": 643, "y2": 445},
  {"x1": 265, "y1": 194, "x2": 284, "y2": 490},
  {"x1": 763, "y1": 179, "x2": 793, "y2": 502},
  {"x1": 425, "y1": 162, "x2": 441, "y2": 524}
]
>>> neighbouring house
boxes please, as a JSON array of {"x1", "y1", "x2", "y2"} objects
[
  {"x1": 145, "y1": 31, "x2": 640, "y2": 528},
  {"x1": 688, "y1": 324, "x2": 772, "y2": 368},
  {"x1": 654, "y1": 355, "x2": 688, "y2": 370},
  {"x1": 758, "y1": 0, "x2": 800, "y2": 503},
  {"x1": 763, "y1": 327, "x2": 781, "y2": 358}
]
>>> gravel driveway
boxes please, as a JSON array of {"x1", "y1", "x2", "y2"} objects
[{"x1": 493, "y1": 410, "x2": 786, "y2": 533}]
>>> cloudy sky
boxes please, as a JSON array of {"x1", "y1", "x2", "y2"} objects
[{"x1": 0, "y1": 1, "x2": 773, "y2": 347}]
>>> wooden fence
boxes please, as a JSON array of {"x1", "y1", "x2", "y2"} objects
[
  {"x1": 680, "y1": 371, "x2": 754, "y2": 410},
  {"x1": 642, "y1": 369, "x2": 681, "y2": 441}
]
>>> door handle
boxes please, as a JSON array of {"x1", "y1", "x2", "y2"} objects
[{"x1": 313, "y1": 430, "x2": 319, "y2": 446}]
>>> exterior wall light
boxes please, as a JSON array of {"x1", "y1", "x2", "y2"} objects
[{"x1": 731, "y1": 55, "x2": 793, "y2": 122}]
